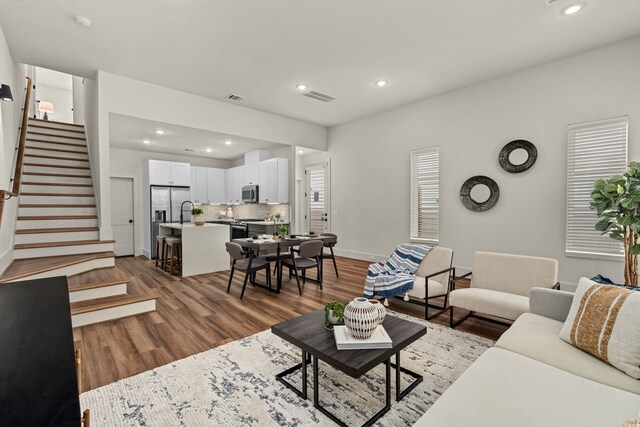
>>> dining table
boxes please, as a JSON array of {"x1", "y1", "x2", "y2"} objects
[{"x1": 232, "y1": 234, "x2": 330, "y2": 294}]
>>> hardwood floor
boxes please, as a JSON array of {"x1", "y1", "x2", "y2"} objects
[{"x1": 74, "y1": 255, "x2": 508, "y2": 392}]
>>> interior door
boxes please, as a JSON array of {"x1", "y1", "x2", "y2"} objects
[
  {"x1": 110, "y1": 177, "x2": 134, "y2": 256},
  {"x1": 306, "y1": 163, "x2": 329, "y2": 234}
]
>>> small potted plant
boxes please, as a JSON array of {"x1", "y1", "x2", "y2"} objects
[
  {"x1": 191, "y1": 207, "x2": 204, "y2": 226},
  {"x1": 275, "y1": 213, "x2": 282, "y2": 223},
  {"x1": 278, "y1": 224, "x2": 289, "y2": 239},
  {"x1": 324, "y1": 301, "x2": 345, "y2": 327}
]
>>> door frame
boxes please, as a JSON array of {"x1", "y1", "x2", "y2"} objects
[
  {"x1": 304, "y1": 160, "x2": 331, "y2": 234},
  {"x1": 110, "y1": 173, "x2": 140, "y2": 256}
]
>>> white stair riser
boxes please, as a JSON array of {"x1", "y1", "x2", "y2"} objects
[
  {"x1": 27, "y1": 127, "x2": 85, "y2": 138},
  {"x1": 23, "y1": 165, "x2": 90, "y2": 175},
  {"x1": 19, "y1": 206, "x2": 97, "y2": 216},
  {"x1": 15, "y1": 231, "x2": 99, "y2": 245},
  {"x1": 25, "y1": 141, "x2": 87, "y2": 152},
  {"x1": 26, "y1": 133, "x2": 86, "y2": 144},
  {"x1": 14, "y1": 242, "x2": 114, "y2": 259},
  {"x1": 24, "y1": 156, "x2": 89, "y2": 168},
  {"x1": 71, "y1": 299, "x2": 156, "y2": 328},
  {"x1": 17, "y1": 218, "x2": 98, "y2": 229},
  {"x1": 28, "y1": 120, "x2": 84, "y2": 132},
  {"x1": 20, "y1": 195, "x2": 95, "y2": 204},
  {"x1": 7, "y1": 257, "x2": 115, "y2": 282},
  {"x1": 21, "y1": 174, "x2": 92, "y2": 184},
  {"x1": 69, "y1": 283, "x2": 127, "y2": 303},
  {"x1": 21, "y1": 184, "x2": 94, "y2": 194},
  {"x1": 25, "y1": 147, "x2": 88, "y2": 159}
]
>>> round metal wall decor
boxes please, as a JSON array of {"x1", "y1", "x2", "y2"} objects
[
  {"x1": 498, "y1": 139, "x2": 538, "y2": 173},
  {"x1": 460, "y1": 176, "x2": 500, "y2": 212}
]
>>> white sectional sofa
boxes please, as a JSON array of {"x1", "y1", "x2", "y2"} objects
[{"x1": 415, "y1": 287, "x2": 640, "y2": 426}]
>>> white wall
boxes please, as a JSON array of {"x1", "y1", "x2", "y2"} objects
[
  {"x1": 36, "y1": 83, "x2": 72, "y2": 123},
  {"x1": 72, "y1": 76, "x2": 84, "y2": 124},
  {"x1": 324, "y1": 36, "x2": 640, "y2": 285},
  {"x1": 109, "y1": 147, "x2": 233, "y2": 255}
]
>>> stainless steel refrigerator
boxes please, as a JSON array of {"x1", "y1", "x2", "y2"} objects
[{"x1": 150, "y1": 186, "x2": 191, "y2": 259}]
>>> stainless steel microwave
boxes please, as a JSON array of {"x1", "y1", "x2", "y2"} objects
[{"x1": 242, "y1": 185, "x2": 259, "y2": 203}]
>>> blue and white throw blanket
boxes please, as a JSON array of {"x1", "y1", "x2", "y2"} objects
[{"x1": 363, "y1": 244, "x2": 433, "y2": 299}]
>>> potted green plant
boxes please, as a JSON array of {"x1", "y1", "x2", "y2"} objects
[
  {"x1": 324, "y1": 301, "x2": 345, "y2": 327},
  {"x1": 275, "y1": 213, "x2": 282, "y2": 223},
  {"x1": 591, "y1": 161, "x2": 640, "y2": 286},
  {"x1": 278, "y1": 224, "x2": 288, "y2": 239},
  {"x1": 191, "y1": 207, "x2": 205, "y2": 226}
]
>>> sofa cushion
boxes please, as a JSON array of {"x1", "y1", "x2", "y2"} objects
[
  {"x1": 407, "y1": 277, "x2": 446, "y2": 299},
  {"x1": 472, "y1": 251, "x2": 558, "y2": 296},
  {"x1": 559, "y1": 277, "x2": 640, "y2": 379},
  {"x1": 496, "y1": 313, "x2": 640, "y2": 395},
  {"x1": 414, "y1": 348, "x2": 640, "y2": 427},
  {"x1": 449, "y1": 288, "x2": 528, "y2": 321}
]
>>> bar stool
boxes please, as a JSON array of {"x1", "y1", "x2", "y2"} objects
[
  {"x1": 155, "y1": 235, "x2": 167, "y2": 269},
  {"x1": 164, "y1": 237, "x2": 182, "y2": 276}
]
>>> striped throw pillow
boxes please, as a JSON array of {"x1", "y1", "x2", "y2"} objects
[{"x1": 559, "y1": 277, "x2": 640, "y2": 379}]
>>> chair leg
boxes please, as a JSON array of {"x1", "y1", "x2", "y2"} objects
[
  {"x1": 425, "y1": 301, "x2": 429, "y2": 320},
  {"x1": 293, "y1": 268, "x2": 302, "y2": 295},
  {"x1": 266, "y1": 264, "x2": 272, "y2": 291},
  {"x1": 161, "y1": 241, "x2": 167, "y2": 271},
  {"x1": 330, "y1": 247, "x2": 338, "y2": 277},
  {"x1": 226, "y1": 266, "x2": 235, "y2": 293},
  {"x1": 450, "y1": 306, "x2": 454, "y2": 328},
  {"x1": 155, "y1": 241, "x2": 160, "y2": 267},
  {"x1": 168, "y1": 245, "x2": 174, "y2": 275},
  {"x1": 240, "y1": 272, "x2": 250, "y2": 299},
  {"x1": 302, "y1": 269, "x2": 306, "y2": 284}
]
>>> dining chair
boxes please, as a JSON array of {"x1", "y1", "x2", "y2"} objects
[
  {"x1": 282, "y1": 239, "x2": 324, "y2": 294},
  {"x1": 225, "y1": 242, "x2": 271, "y2": 299},
  {"x1": 319, "y1": 233, "x2": 339, "y2": 277}
]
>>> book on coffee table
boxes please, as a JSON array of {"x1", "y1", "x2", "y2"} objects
[{"x1": 333, "y1": 325, "x2": 393, "y2": 350}]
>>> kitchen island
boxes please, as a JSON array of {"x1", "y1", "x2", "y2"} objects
[{"x1": 159, "y1": 223, "x2": 229, "y2": 277}]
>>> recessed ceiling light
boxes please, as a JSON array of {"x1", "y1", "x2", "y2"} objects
[
  {"x1": 225, "y1": 140, "x2": 232, "y2": 146},
  {"x1": 298, "y1": 150, "x2": 304, "y2": 154},
  {"x1": 375, "y1": 80, "x2": 388, "y2": 87},
  {"x1": 562, "y1": 3, "x2": 584, "y2": 15},
  {"x1": 155, "y1": 130, "x2": 165, "y2": 135},
  {"x1": 75, "y1": 16, "x2": 92, "y2": 27},
  {"x1": 296, "y1": 84, "x2": 308, "y2": 91},
  {"x1": 142, "y1": 139, "x2": 151, "y2": 144},
  {"x1": 205, "y1": 148, "x2": 212, "y2": 153}
]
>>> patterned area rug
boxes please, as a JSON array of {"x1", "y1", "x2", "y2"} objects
[{"x1": 81, "y1": 312, "x2": 493, "y2": 426}]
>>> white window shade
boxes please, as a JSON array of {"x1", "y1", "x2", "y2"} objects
[
  {"x1": 566, "y1": 116, "x2": 628, "y2": 259},
  {"x1": 410, "y1": 147, "x2": 439, "y2": 243}
]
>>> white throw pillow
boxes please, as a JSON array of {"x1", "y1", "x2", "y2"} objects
[{"x1": 559, "y1": 277, "x2": 640, "y2": 379}]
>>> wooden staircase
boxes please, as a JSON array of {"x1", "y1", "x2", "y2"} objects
[{"x1": 0, "y1": 117, "x2": 156, "y2": 327}]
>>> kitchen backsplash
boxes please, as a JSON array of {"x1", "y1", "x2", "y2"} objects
[{"x1": 197, "y1": 204, "x2": 289, "y2": 221}]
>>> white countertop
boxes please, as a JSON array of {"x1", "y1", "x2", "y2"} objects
[{"x1": 159, "y1": 223, "x2": 227, "y2": 230}]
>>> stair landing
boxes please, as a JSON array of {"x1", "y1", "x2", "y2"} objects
[{"x1": 0, "y1": 252, "x2": 116, "y2": 283}]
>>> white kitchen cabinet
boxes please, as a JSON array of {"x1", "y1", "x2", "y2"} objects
[
  {"x1": 225, "y1": 166, "x2": 243, "y2": 204},
  {"x1": 243, "y1": 163, "x2": 260, "y2": 186},
  {"x1": 191, "y1": 166, "x2": 207, "y2": 203},
  {"x1": 206, "y1": 168, "x2": 226, "y2": 204},
  {"x1": 148, "y1": 160, "x2": 191, "y2": 186},
  {"x1": 259, "y1": 158, "x2": 288, "y2": 203}
]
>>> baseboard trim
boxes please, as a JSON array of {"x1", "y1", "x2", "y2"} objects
[{"x1": 333, "y1": 248, "x2": 387, "y2": 263}]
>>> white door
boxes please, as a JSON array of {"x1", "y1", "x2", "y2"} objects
[
  {"x1": 110, "y1": 177, "x2": 134, "y2": 256},
  {"x1": 306, "y1": 163, "x2": 329, "y2": 234}
]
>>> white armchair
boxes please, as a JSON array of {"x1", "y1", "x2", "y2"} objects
[
  {"x1": 449, "y1": 251, "x2": 558, "y2": 328},
  {"x1": 405, "y1": 247, "x2": 455, "y2": 320}
]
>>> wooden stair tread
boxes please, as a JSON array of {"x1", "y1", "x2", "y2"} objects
[
  {"x1": 70, "y1": 294, "x2": 155, "y2": 315},
  {"x1": 20, "y1": 192, "x2": 94, "y2": 197},
  {"x1": 29, "y1": 118, "x2": 84, "y2": 128},
  {"x1": 14, "y1": 239, "x2": 115, "y2": 249},
  {"x1": 24, "y1": 163, "x2": 90, "y2": 170},
  {"x1": 18, "y1": 215, "x2": 97, "y2": 220},
  {"x1": 68, "y1": 278, "x2": 130, "y2": 292},
  {"x1": 0, "y1": 251, "x2": 116, "y2": 283},
  {"x1": 21, "y1": 182, "x2": 93, "y2": 187},
  {"x1": 67, "y1": 264, "x2": 128, "y2": 285},
  {"x1": 19, "y1": 203, "x2": 96, "y2": 208},
  {"x1": 22, "y1": 172, "x2": 91, "y2": 178},
  {"x1": 16, "y1": 227, "x2": 99, "y2": 234},
  {"x1": 28, "y1": 124, "x2": 85, "y2": 134},
  {"x1": 25, "y1": 154, "x2": 88, "y2": 162},
  {"x1": 27, "y1": 131, "x2": 86, "y2": 141},
  {"x1": 26, "y1": 139, "x2": 87, "y2": 148},
  {"x1": 26, "y1": 146, "x2": 87, "y2": 155}
]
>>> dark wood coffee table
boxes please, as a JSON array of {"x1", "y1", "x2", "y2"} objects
[{"x1": 271, "y1": 309, "x2": 427, "y2": 427}]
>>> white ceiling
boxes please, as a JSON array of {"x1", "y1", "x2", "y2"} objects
[
  {"x1": 109, "y1": 113, "x2": 286, "y2": 160},
  {"x1": 1, "y1": 0, "x2": 640, "y2": 127},
  {"x1": 35, "y1": 66, "x2": 72, "y2": 90}
]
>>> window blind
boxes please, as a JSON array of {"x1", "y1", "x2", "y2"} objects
[
  {"x1": 566, "y1": 116, "x2": 628, "y2": 259},
  {"x1": 410, "y1": 147, "x2": 439, "y2": 243}
]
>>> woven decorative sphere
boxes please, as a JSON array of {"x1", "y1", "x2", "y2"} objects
[
  {"x1": 344, "y1": 297, "x2": 380, "y2": 339},
  {"x1": 368, "y1": 299, "x2": 386, "y2": 323}
]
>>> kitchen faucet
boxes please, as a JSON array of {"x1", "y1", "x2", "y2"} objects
[{"x1": 180, "y1": 200, "x2": 194, "y2": 225}]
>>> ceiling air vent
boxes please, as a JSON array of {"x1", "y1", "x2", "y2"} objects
[
  {"x1": 184, "y1": 148, "x2": 195, "y2": 152},
  {"x1": 226, "y1": 94, "x2": 245, "y2": 101},
  {"x1": 303, "y1": 90, "x2": 336, "y2": 103},
  {"x1": 542, "y1": 0, "x2": 562, "y2": 4}
]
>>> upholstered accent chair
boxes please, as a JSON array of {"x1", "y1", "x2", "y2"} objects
[
  {"x1": 404, "y1": 246, "x2": 455, "y2": 320},
  {"x1": 449, "y1": 251, "x2": 558, "y2": 327}
]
